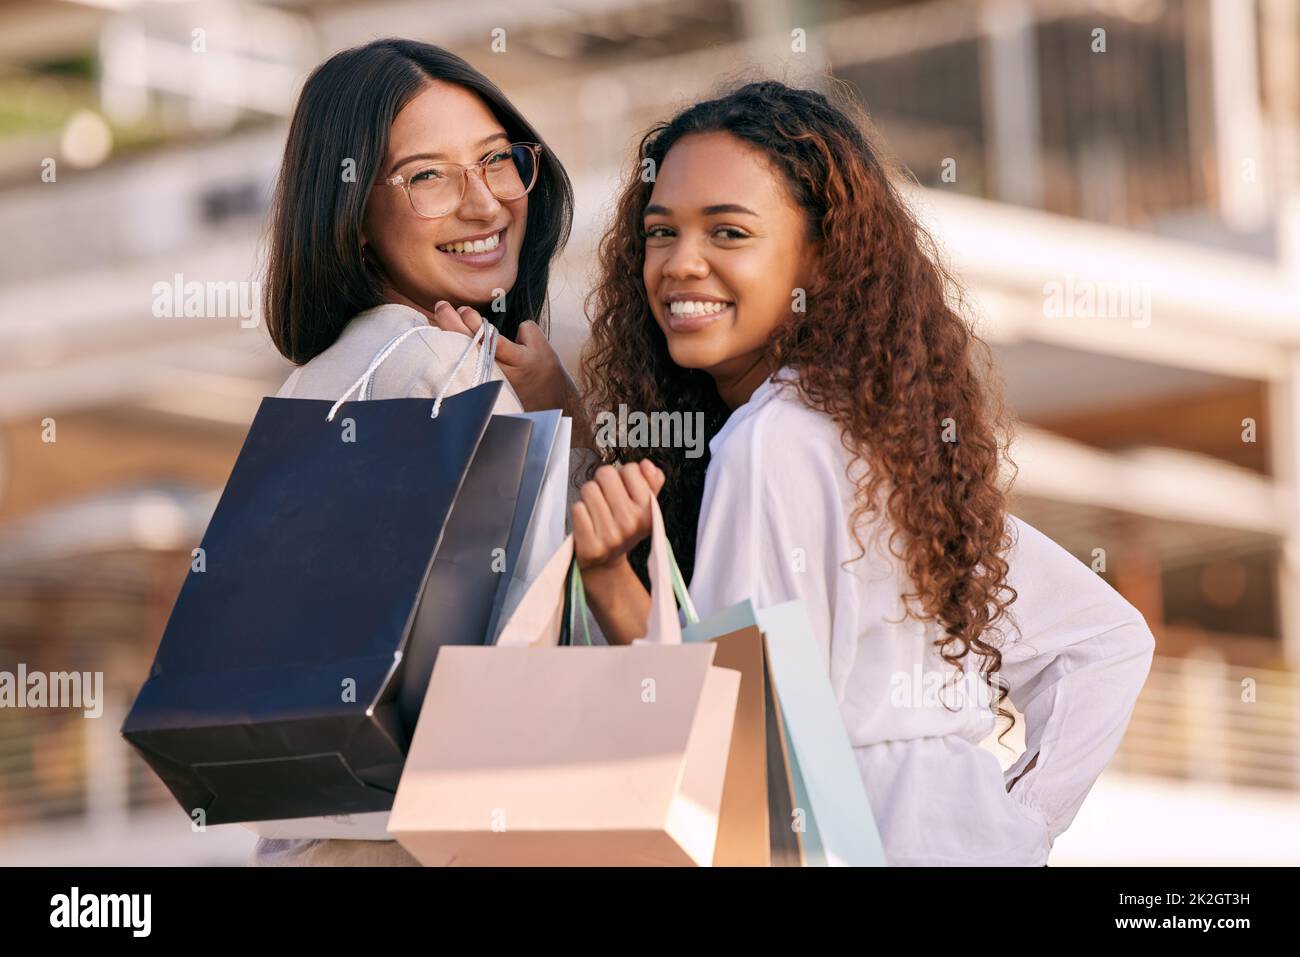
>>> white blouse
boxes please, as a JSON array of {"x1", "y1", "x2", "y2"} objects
[{"x1": 688, "y1": 369, "x2": 1156, "y2": 866}]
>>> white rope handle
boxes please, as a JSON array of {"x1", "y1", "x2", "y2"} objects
[
  {"x1": 326, "y1": 326, "x2": 425, "y2": 421},
  {"x1": 475, "y1": 322, "x2": 499, "y2": 387},
  {"x1": 325, "y1": 322, "x2": 496, "y2": 422},
  {"x1": 363, "y1": 332, "x2": 408, "y2": 401},
  {"x1": 428, "y1": 321, "x2": 488, "y2": 419}
]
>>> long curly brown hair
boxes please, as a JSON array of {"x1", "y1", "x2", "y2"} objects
[{"x1": 581, "y1": 80, "x2": 1022, "y2": 734}]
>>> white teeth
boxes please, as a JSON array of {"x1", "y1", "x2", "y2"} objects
[
  {"x1": 438, "y1": 231, "x2": 501, "y2": 254},
  {"x1": 668, "y1": 300, "x2": 729, "y2": 316}
]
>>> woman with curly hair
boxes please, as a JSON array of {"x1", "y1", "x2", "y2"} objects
[{"x1": 572, "y1": 81, "x2": 1155, "y2": 866}]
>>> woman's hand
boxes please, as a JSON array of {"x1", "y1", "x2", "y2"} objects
[
  {"x1": 430, "y1": 301, "x2": 577, "y2": 416},
  {"x1": 569, "y1": 460, "x2": 665, "y2": 645},
  {"x1": 571, "y1": 461, "x2": 665, "y2": 571}
]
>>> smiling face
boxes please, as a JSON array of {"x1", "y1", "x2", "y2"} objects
[
  {"x1": 362, "y1": 79, "x2": 529, "y2": 315},
  {"x1": 642, "y1": 131, "x2": 819, "y2": 404}
]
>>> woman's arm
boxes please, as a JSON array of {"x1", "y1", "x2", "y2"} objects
[
  {"x1": 580, "y1": 559, "x2": 651, "y2": 645},
  {"x1": 996, "y1": 516, "x2": 1157, "y2": 844},
  {"x1": 570, "y1": 461, "x2": 664, "y2": 644}
]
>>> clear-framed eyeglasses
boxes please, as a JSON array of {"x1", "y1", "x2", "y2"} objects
[{"x1": 382, "y1": 142, "x2": 542, "y2": 219}]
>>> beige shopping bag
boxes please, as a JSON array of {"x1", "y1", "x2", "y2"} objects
[
  {"x1": 388, "y1": 498, "x2": 742, "y2": 866},
  {"x1": 690, "y1": 624, "x2": 808, "y2": 867}
]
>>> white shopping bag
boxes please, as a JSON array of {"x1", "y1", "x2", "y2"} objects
[{"x1": 485, "y1": 413, "x2": 571, "y2": 644}]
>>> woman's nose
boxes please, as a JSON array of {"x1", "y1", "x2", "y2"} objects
[
  {"x1": 662, "y1": 239, "x2": 709, "y2": 280},
  {"x1": 457, "y1": 168, "x2": 502, "y2": 220}
]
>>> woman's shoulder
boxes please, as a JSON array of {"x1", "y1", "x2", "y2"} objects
[
  {"x1": 706, "y1": 369, "x2": 858, "y2": 509},
  {"x1": 713, "y1": 370, "x2": 844, "y2": 466},
  {"x1": 273, "y1": 303, "x2": 485, "y2": 401},
  {"x1": 274, "y1": 303, "x2": 421, "y2": 397},
  {"x1": 328, "y1": 303, "x2": 475, "y2": 375}
]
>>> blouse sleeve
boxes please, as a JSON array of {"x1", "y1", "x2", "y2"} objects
[{"x1": 996, "y1": 515, "x2": 1156, "y2": 844}]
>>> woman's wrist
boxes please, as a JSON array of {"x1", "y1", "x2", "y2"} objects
[
  {"x1": 580, "y1": 554, "x2": 637, "y2": 596},
  {"x1": 579, "y1": 556, "x2": 650, "y2": 645}
]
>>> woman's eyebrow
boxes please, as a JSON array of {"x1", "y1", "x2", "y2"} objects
[
  {"x1": 702, "y1": 203, "x2": 759, "y2": 216},
  {"x1": 390, "y1": 132, "x2": 509, "y2": 173},
  {"x1": 642, "y1": 202, "x2": 759, "y2": 217}
]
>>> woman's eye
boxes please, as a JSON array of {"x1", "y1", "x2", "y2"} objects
[
  {"x1": 713, "y1": 226, "x2": 749, "y2": 240},
  {"x1": 643, "y1": 225, "x2": 674, "y2": 240},
  {"x1": 485, "y1": 150, "x2": 512, "y2": 165},
  {"x1": 411, "y1": 167, "x2": 445, "y2": 183}
]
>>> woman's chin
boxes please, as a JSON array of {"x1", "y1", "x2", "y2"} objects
[
  {"x1": 665, "y1": 339, "x2": 726, "y2": 372},
  {"x1": 431, "y1": 267, "x2": 519, "y2": 312}
]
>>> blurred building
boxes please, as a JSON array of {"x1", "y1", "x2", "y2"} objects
[{"x1": 0, "y1": 0, "x2": 1297, "y2": 865}]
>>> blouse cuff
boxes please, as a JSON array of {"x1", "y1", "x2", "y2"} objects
[{"x1": 1007, "y1": 795, "x2": 1054, "y2": 852}]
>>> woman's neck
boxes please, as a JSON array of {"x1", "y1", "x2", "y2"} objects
[
  {"x1": 710, "y1": 352, "x2": 777, "y2": 410},
  {"x1": 382, "y1": 289, "x2": 436, "y2": 325},
  {"x1": 381, "y1": 288, "x2": 488, "y2": 325}
]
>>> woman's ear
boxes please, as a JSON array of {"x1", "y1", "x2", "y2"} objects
[
  {"x1": 799, "y1": 238, "x2": 826, "y2": 293},
  {"x1": 359, "y1": 237, "x2": 386, "y2": 281}
]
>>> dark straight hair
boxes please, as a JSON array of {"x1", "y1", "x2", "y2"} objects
[{"x1": 264, "y1": 38, "x2": 574, "y2": 364}]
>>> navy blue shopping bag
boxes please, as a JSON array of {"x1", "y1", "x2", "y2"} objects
[{"x1": 121, "y1": 381, "x2": 532, "y2": 825}]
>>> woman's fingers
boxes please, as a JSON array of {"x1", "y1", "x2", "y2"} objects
[
  {"x1": 455, "y1": 306, "x2": 483, "y2": 335},
  {"x1": 618, "y1": 460, "x2": 660, "y2": 504},
  {"x1": 646, "y1": 460, "x2": 666, "y2": 496},
  {"x1": 595, "y1": 465, "x2": 640, "y2": 538},
  {"x1": 619, "y1": 461, "x2": 654, "y2": 507},
  {"x1": 453, "y1": 305, "x2": 530, "y2": 365},
  {"x1": 431, "y1": 300, "x2": 472, "y2": 336},
  {"x1": 434, "y1": 303, "x2": 524, "y2": 366},
  {"x1": 570, "y1": 501, "x2": 599, "y2": 562},
  {"x1": 490, "y1": 336, "x2": 524, "y2": 365},
  {"x1": 478, "y1": 317, "x2": 571, "y2": 412},
  {"x1": 514, "y1": 320, "x2": 545, "y2": 348},
  {"x1": 580, "y1": 474, "x2": 620, "y2": 547},
  {"x1": 489, "y1": 318, "x2": 533, "y2": 366},
  {"x1": 572, "y1": 461, "x2": 664, "y2": 569}
]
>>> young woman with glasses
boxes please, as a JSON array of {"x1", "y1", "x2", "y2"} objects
[
  {"x1": 256, "y1": 37, "x2": 576, "y2": 866},
  {"x1": 265, "y1": 37, "x2": 578, "y2": 424}
]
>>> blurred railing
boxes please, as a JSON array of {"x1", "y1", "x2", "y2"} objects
[
  {"x1": 1112, "y1": 653, "x2": 1300, "y2": 792},
  {"x1": 0, "y1": 692, "x2": 175, "y2": 837}
]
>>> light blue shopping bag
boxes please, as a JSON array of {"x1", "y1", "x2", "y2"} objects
[{"x1": 683, "y1": 599, "x2": 886, "y2": 866}]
